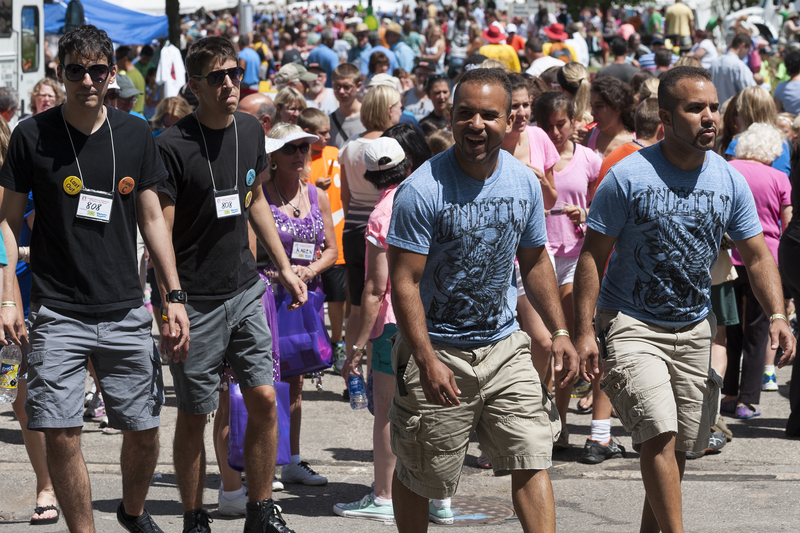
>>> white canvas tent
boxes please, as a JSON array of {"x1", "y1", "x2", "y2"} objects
[{"x1": 104, "y1": 0, "x2": 240, "y2": 16}]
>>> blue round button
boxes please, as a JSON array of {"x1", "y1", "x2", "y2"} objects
[{"x1": 246, "y1": 169, "x2": 256, "y2": 186}]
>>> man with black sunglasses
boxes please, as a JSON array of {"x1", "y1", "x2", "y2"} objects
[
  {"x1": 156, "y1": 36, "x2": 306, "y2": 533},
  {"x1": 0, "y1": 24, "x2": 189, "y2": 533}
]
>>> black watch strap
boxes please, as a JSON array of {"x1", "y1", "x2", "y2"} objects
[{"x1": 166, "y1": 290, "x2": 188, "y2": 304}]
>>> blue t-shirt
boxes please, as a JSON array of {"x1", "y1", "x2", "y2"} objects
[
  {"x1": 238, "y1": 47, "x2": 262, "y2": 86},
  {"x1": 387, "y1": 148, "x2": 547, "y2": 347},
  {"x1": 589, "y1": 144, "x2": 762, "y2": 327},
  {"x1": 726, "y1": 137, "x2": 792, "y2": 177},
  {"x1": 774, "y1": 80, "x2": 800, "y2": 114},
  {"x1": 306, "y1": 44, "x2": 340, "y2": 87},
  {"x1": 16, "y1": 192, "x2": 33, "y2": 318},
  {"x1": 360, "y1": 46, "x2": 399, "y2": 77}
]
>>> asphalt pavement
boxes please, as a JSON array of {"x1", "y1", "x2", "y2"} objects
[{"x1": 2, "y1": 359, "x2": 800, "y2": 532}]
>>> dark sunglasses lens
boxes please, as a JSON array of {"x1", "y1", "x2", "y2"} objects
[
  {"x1": 206, "y1": 68, "x2": 243, "y2": 87},
  {"x1": 298, "y1": 142, "x2": 310, "y2": 154},
  {"x1": 64, "y1": 64, "x2": 85, "y2": 82},
  {"x1": 87, "y1": 64, "x2": 109, "y2": 82},
  {"x1": 281, "y1": 144, "x2": 298, "y2": 155}
]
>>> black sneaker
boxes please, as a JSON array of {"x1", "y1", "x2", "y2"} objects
[
  {"x1": 578, "y1": 438, "x2": 626, "y2": 464},
  {"x1": 116, "y1": 502, "x2": 163, "y2": 533},
  {"x1": 687, "y1": 430, "x2": 726, "y2": 460},
  {"x1": 244, "y1": 499, "x2": 295, "y2": 533},
  {"x1": 182, "y1": 509, "x2": 213, "y2": 533}
]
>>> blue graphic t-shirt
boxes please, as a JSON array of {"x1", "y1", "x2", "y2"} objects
[
  {"x1": 387, "y1": 147, "x2": 547, "y2": 347},
  {"x1": 589, "y1": 144, "x2": 762, "y2": 327}
]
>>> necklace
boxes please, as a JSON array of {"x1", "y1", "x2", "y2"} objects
[
  {"x1": 275, "y1": 181, "x2": 302, "y2": 217},
  {"x1": 194, "y1": 112, "x2": 238, "y2": 192},
  {"x1": 62, "y1": 106, "x2": 116, "y2": 193}
]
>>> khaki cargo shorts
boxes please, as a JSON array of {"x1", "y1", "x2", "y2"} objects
[
  {"x1": 596, "y1": 308, "x2": 723, "y2": 453},
  {"x1": 388, "y1": 330, "x2": 561, "y2": 499}
]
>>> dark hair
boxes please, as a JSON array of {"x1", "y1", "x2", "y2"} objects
[
  {"x1": 364, "y1": 159, "x2": 409, "y2": 190},
  {"x1": 368, "y1": 31, "x2": 382, "y2": 47},
  {"x1": 527, "y1": 76, "x2": 549, "y2": 104},
  {"x1": 525, "y1": 38, "x2": 544, "y2": 54},
  {"x1": 627, "y1": 33, "x2": 640, "y2": 50},
  {"x1": 629, "y1": 70, "x2": 654, "y2": 95},
  {"x1": 454, "y1": 68, "x2": 512, "y2": 115},
  {"x1": 369, "y1": 51, "x2": 390, "y2": 74},
  {"x1": 425, "y1": 75, "x2": 449, "y2": 95},
  {"x1": 58, "y1": 25, "x2": 114, "y2": 66},
  {"x1": 635, "y1": 98, "x2": 662, "y2": 139},
  {"x1": 539, "y1": 65, "x2": 560, "y2": 89},
  {"x1": 611, "y1": 36, "x2": 628, "y2": 57},
  {"x1": 115, "y1": 45, "x2": 136, "y2": 63},
  {"x1": 534, "y1": 91, "x2": 574, "y2": 125},
  {"x1": 239, "y1": 34, "x2": 251, "y2": 47},
  {"x1": 146, "y1": 66, "x2": 157, "y2": 81},
  {"x1": 731, "y1": 32, "x2": 752, "y2": 50},
  {"x1": 591, "y1": 76, "x2": 635, "y2": 132},
  {"x1": 185, "y1": 36, "x2": 238, "y2": 78},
  {"x1": 383, "y1": 123, "x2": 432, "y2": 172},
  {"x1": 507, "y1": 72, "x2": 529, "y2": 94},
  {"x1": 655, "y1": 48, "x2": 672, "y2": 68},
  {"x1": 786, "y1": 50, "x2": 800, "y2": 77},
  {"x1": 658, "y1": 66, "x2": 713, "y2": 112},
  {"x1": 141, "y1": 45, "x2": 154, "y2": 57},
  {"x1": 419, "y1": 118, "x2": 441, "y2": 137}
]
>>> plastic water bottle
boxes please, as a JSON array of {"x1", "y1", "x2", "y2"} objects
[
  {"x1": 348, "y1": 372, "x2": 368, "y2": 410},
  {"x1": 0, "y1": 344, "x2": 23, "y2": 403}
]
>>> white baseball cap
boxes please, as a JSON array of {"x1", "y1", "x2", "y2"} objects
[
  {"x1": 506, "y1": 23, "x2": 517, "y2": 34},
  {"x1": 364, "y1": 137, "x2": 406, "y2": 171},
  {"x1": 265, "y1": 131, "x2": 320, "y2": 153}
]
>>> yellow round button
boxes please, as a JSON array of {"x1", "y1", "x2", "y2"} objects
[
  {"x1": 63, "y1": 176, "x2": 82, "y2": 195},
  {"x1": 245, "y1": 190, "x2": 253, "y2": 208}
]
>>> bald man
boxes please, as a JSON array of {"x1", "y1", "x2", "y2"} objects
[{"x1": 238, "y1": 92, "x2": 277, "y2": 136}]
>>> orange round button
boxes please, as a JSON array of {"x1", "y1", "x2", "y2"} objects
[
  {"x1": 63, "y1": 176, "x2": 82, "y2": 195},
  {"x1": 245, "y1": 190, "x2": 253, "y2": 208},
  {"x1": 118, "y1": 177, "x2": 135, "y2": 195}
]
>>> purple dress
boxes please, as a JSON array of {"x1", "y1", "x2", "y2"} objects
[{"x1": 262, "y1": 182, "x2": 327, "y2": 380}]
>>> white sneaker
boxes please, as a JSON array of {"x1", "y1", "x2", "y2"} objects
[
  {"x1": 281, "y1": 461, "x2": 328, "y2": 486},
  {"x1": 217, "y1": 487, "x2": 247, "y2": 516},
  {"x1": 429, "y1": 499, "x2": 454, "y2": 524},
  {"x1": 272, "y1": 477, "x2": 284, "y2": 492},
  {"x1": 333, "y1": 493, "x2": 394, "y2": 521}
]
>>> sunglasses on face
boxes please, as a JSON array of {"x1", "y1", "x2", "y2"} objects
[
  {"x1": 280, "y1": 142, "x2": 310, "y2": 155},
  {"x1": 62, "y1": 63, "x2": 110, "y2": 83},
  {"x1": 192, "y1": 67, "x2": 244, "y2": 87}
]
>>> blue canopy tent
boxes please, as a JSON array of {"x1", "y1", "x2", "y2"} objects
[{"x1": 45, "y1": 0, "x2": 168, "y2": 44}]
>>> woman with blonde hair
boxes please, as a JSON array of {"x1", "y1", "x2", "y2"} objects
[
  {"x1": 29, "y1": 77, "x2": 64, "y2": 115},
  {"x1": 274, "y1": 86, "x2": 306, "y2": 125},
  {"x1": 423, "y1": 24, "x2": 447, "y2": 74},
  {"x1": 727, "y1": 86, "x2": 792, "y2": 176},
  {"x1": 466, "y1": 23, "x2": 484, "y2": 57},
  {"x1": 556, "y1": 63, "x2": 593, "y2": 142},
  {"x1": 152, "y1": 96, "x2": 192, "y2": 134},
  {"x1": 339, "y1": 85, "x2": 402, "y2": 374}
]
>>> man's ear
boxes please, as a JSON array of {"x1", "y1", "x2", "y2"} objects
[{"x1": 658, "y1": 108, "x2": 672, "y2": 129}]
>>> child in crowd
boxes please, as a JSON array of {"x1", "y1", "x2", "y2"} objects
[
  {"x1": 299, "y1": 108, "x2": 347, "y2": 369},
  {"x1": 329, "y1": 63, "x2": 366, "y2": 149}
]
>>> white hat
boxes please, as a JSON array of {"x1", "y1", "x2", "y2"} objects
[
  {"x1": 506, "y1": 23, "x2": 517, "y2": 34},
  {"x1": 108, "y1": 78, "x2": 120, "y2": 90},
  {"x1": 265, "y1": 131, "x2": 320, "y2": 153},
  {"x1": 364, "y1": 137, "x2": 405, "y2": 171},
  {"x1": 368, "y1": 73, "x2": 401, "y2": 91}
]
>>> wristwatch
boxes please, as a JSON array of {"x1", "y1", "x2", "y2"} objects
[{"x1": 165, "y1": 290, "x2": 188, "y2": 304}]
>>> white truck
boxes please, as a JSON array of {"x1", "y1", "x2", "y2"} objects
[{"x1": 0, "y1": 0, "x2": 45, "y2": 126}]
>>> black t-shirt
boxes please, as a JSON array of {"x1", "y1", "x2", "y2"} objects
[
  {"x1": 784, "y1": 157, "x2": 800, "y2": 244},
  {"x1": 156, "y1": 111, "x2": 268, "y2": 300},
  {"x1": 282, "y1": 49, "x2": 303, "y2": 65},
  {"x1": 420, "y1": 111, "x2": 447, "y2": 132},
  {"x1": 0, "y1": 105, "x2": 167, "y2": 313}
]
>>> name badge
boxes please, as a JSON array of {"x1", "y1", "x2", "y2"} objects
[
  {"x1": 214, "y1": 188, "x2": 241, "y2": 218},
  {"x1": 76, "y1": 190, "x2": 113, "y2": 223},
  {"x1": 291, "y1": 242, "x2": 315, "y2": 261}
]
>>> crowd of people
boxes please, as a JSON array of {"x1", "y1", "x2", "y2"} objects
[{"x1": 3, "y1": 1, "x2": 800, "y2": 532}]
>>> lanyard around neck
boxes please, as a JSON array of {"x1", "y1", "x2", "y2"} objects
[
  {"x1": 62, "y1": 106, "x2": 116, "y2": 194},
  {"x1": 195, "y1": 112, "x2": 239, "y2": 192}
]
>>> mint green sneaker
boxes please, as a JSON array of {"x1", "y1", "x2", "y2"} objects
[
  {"x1": 429, "y1": 500, "x2": 454, "y2": 524},
  {"x1": 333, "y1": 493, "x2": 394, "y2": 521}
]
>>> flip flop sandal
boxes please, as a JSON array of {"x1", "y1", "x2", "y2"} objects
[
  {"x1": 30, "y1": 505, "x2": 59, "y2": 525},
  {"x1": 577, "y1": 390, "x2": 593, "y2": 413},
  {"x1": 476, "y1": 453, "x2": 492, "y2": 469}
]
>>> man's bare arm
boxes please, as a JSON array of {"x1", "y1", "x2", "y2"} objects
[
  {"x1": 572, "y1": 228, "x2": 617, "y2": 380},
  {"x1": 517, "y1": 244, "x2": 579, "y2": 387},
  {"x1": 735, "y1": 233, "x2": 796, "y2": 366},
  {"x1": 389, "y1": 245, "x2": 460, "y2": 407}
]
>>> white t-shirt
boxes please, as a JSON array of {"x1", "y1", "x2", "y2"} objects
[
  {"x1": 526, "y1": 56, "x2": 565, "y2": 78},
  {"x1": 306, "y1": 89, "x2": 339, "y2": 114},
  {"x1": 339, "y1": 135, "x2": 380, "y2": 231},
  {"x1": 403, "y1": 89, "x2": 434, "y2": 122}
]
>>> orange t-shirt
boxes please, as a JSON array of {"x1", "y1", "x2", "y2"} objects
[
  {"x1": 595, "y1": 141, "x2": 642, "y2": 190},
  {"x1": 306, "y1": 146, "x2": 344, "y2": 265}
]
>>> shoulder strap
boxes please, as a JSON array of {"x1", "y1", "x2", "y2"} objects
[{"x1": 329, "y1": 111, "x2": 345, "y2": 142}]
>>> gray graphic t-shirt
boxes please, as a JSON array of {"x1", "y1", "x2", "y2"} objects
[
  {"x1": 589, "y1": 143, "x2": 761, "y2": 327},
  {"x1": 387, "y1": 147, "x2": 547, "y2": 347}
]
